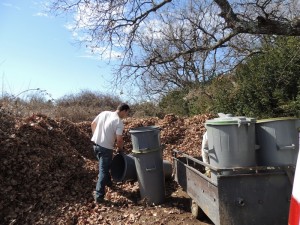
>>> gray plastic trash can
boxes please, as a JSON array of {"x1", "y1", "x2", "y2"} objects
[
  {"x1": 110, "y1": 154, "x2": 172, "y2": 182},
  {"x1": 255, "y1": 118, "x2": 300, "y2": 166},
  {"x1": 130, "y1": 126, "x2": 161, "y2": 150},
  {"x1": 163, "y1": 160, "x2": 173, "y2": 180},
  {"x1": 205, "y1": 116, "x2": 257, "y2": 168},
  {"x1": 129, "y1": 126, "x2": 165, "y2": 205},
  {"x1": 111, "y1": 153, "x2": 137, "y2": 182},
  {"x1": 205, "y1": 116, "x2": 256, "y2": 182}
]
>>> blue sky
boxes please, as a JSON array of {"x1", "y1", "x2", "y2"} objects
[{"x1": 0, "y1": 0, "x2": 120, "y2": 101}]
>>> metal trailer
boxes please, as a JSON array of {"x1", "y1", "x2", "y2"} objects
[{"x1": 173, "y1": 150, "x2": 295, "y2": 225}]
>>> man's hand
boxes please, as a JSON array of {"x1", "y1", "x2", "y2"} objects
[{"x1": 117, "y1": 147, "x2": 125, "y2": 154}]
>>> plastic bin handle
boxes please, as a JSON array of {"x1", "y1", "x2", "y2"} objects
[
  {"x1": 203, "y1": 147, "x2": 209, "y2": 153},
  {"x1": 296, "y1": 119, "x2": 300, "y2": 130},
  {"x1": 237, "y1": 119, "x2": 252, "y2": 127},
  {"x1": 277, "y1": 144, "x2": 295, "y2": 151},
  {"x1": 146, "y1": 166, "x2": 157, "y2": 172},
  {"x1": 132, "y1": 147, "x2": 161, "y2": 154}
]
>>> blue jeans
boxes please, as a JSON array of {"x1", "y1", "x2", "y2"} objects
[{"x1": 93, "y1": 145, "x2": 113, "y2": 200}]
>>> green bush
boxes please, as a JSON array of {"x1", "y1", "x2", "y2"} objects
[
  {"x1": 157, "y1": 37, "x2": 300, "y2": 119},
  {"x1": 130, "y1": 101, "x2": 164, "y2": 118},
  {"x1": 234, "y1": 36, "x2": 300, "y2": 119},
  {"x1": 159, "y1": 89, "x2": 191, "y2": 116}
]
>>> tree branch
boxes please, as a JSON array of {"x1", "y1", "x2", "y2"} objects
[
  {"x1": 214, "y1": 0, "x2": 300, "y2": 36},
  {"x1": 146, "y1": 30, "x2": 238, "y2": 66}
]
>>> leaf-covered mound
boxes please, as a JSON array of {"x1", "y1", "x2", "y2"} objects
[{"x1": 0, "y1": 111, "x2": 213, "y2": 225}]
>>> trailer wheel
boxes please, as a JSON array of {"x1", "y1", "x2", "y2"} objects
[{"x1": 190, "y1": 199, "x2": 205, "y2": 219}]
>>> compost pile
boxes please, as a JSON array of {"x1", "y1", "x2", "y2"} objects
[
  {"x1": 123, "y1": 114, "x2": 213, "y2": 161},
  {"x1": 0, "y1": 108, "x2": 213, "y2": 225}
]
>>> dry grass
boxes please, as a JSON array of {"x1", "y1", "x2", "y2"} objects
[{"x1": 0, "y1": 89, "x2": 164, "y2": 122}]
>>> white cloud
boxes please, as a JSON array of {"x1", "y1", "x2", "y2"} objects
[
  {"x1": 62, "y1": 2, "x2": 125, "y2": 60},
  {"x1": 92, "y1": 47, "x2": 122, "y2": 60},
  {"x1": 2, "y1": 3, "x2": 12, "y2": 7},
  {"x1": 34, "y1": 12, "x2": 49, "y2": 17},
  {"x1": 77, "y1": 46, "x2": 122, "y2": 61},
  {"x1": 2, "y1": 2, "x2": 21, "y2": 10}
]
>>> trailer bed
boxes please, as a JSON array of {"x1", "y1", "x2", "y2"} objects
[{"x1": 173, "y1": 150, "x2": 294, "y2": 225}]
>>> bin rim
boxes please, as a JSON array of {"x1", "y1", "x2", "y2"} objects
[
  {"x1": 205, "y1": 116, "x2": 256, "y2": 126},
  {"x1": 256, "y1": 117, "x2": 299, "y2": 123},
  {"x1": 129, "y1": 125, "x2": 160, "y2": 133},
  {"x1": 132, "y1": 147, "x2": 161, "y2": 154}
]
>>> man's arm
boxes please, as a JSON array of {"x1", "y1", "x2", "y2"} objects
[
  {"x1": 91, "y1": 120, "x2": 97, "y2": 134},
  {"x1": 116, "y1": 135, "x2": 124, "y2": 151}
]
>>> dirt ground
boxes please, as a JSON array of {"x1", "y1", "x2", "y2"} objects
[
  {"x1": 49, "y1": 165, "x2": 214, "y2": 225},
  {"x1": 0, "y1": 112, "x2": 215, "y2": 225},
  {"x1": 87, "y1": 180, "x2": 214, "y2": 225}
]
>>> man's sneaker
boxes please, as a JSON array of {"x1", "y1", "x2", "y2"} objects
[
  {"x1": 95, "y1": 197, "x2": 105, "y2": 204},
  {"x1": 107, "y1": 181, "x2": 113, "y2": 188}
]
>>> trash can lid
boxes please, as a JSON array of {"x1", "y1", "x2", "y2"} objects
[
  {"x1": 205, "y1": 116, "x2": 256, "y2": 126},
  {"x1": 129, "y1": 126, "x2": 160, "y2": 133},
  {"x1": 256, "y1": 117, "x2": 299, "y2": 123}
]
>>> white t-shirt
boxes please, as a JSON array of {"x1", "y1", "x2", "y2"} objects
[
  {"x1": 91, "y1": 111, "x2": 124, "y2": 149},
  {"x1": 201, "y1": 131, "x2": 209, "y2": 164}
]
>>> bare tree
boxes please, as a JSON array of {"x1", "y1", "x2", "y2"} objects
[
  {"x1": 116, "y1": 0, "x2": 267, "y2": 95},
  {"x1": 48, "y1": 0, "x2": 300, "y2": 97}
]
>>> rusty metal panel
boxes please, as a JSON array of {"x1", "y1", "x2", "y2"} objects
[
  {"x1": 217, "y1": 173, "x2": 292, "y2": 225},
  {"x1": 174, "y1": 154, "x2": 293, "y2": 225},
  {"x1": 174, "y1": 157, "x2": 188, "y2": 189},
  {"x1": 174, "y1": 158, "x2": 221, "y2": 225},
  {"x1": 186, "y1": 166, "x2": 220, "y2": 225}
]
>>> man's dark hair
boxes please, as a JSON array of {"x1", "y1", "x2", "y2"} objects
[{"x1": 117, "y1": 103, "x2": 130, "y2": 112}]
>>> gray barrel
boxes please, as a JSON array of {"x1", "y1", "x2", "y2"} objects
[
  {"x1": 205, "y1": 116, "x2": 256, "y2": 182},
  {"x1": 255, "y1": 118, "x2": 300, "y2": 166},
  {"x1": 163, "y1": 160, "x2": 173, "y2": 180},
  {"x1": 129, "y1": 126, "x2": 165, "y2": 205},
  {"x1": 130, "y1": 126, "x2": 161, "y2": 150},
  {"x1": 111, "y1": 154, "x2": 172, "y2": 182},
  {"x1": 111, "y1": 153, "x2": 137, "y2": 182}
]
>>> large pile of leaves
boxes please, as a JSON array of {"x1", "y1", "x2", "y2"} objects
[
  {"x1": 123, "y1": 114, "x2": 213, "y2": 161},
  {"x1": 0, "y1": 109, "x2": 213, "y2": 225}
]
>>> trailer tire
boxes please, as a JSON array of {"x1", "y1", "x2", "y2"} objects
[{"x1": 190, "y1": 199, "x2": 205, "y2": 219}]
